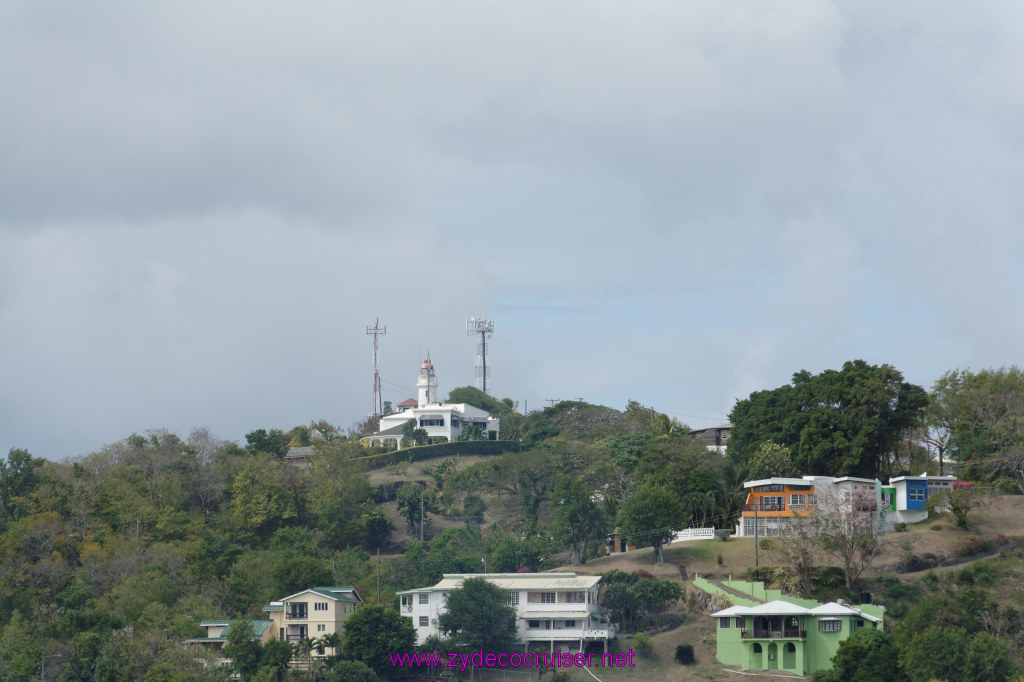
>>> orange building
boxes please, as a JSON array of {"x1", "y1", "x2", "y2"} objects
[{"x1": 737, "y1": 477, "x2": 825, "y2": 537}]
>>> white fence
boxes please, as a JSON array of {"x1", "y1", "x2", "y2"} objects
[{"x1": 670, "y1": 527, "x2": 715, "y2": 543}]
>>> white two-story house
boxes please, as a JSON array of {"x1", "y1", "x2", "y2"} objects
[{"x1": 397, "y1": 573, "x2": 614, "y2": 651}]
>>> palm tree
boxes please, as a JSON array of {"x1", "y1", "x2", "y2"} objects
[{"x1": 318, "y1": 631, "x2": 342, "y2": 657}]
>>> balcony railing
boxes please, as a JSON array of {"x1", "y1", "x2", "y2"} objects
[
  {"x1": 285, "y1": 612, "x2": 308, "y2": 620},
  {"x1": 741, "y1": 629, "x2": 806, "y2": 639},
  {"x1": 743, "y1": 504, "x2": 787, "y2": 513}
]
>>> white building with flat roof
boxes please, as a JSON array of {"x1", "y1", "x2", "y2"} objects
[
  {"x1": 397, "y1": 573, "x2": 614, "y2": 649},
  {"x1": 361, "y1": 357, "x2": 500, "y2": 448}
]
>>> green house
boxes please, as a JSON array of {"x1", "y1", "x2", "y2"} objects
[{"x1": 712, "y1": 599, "x2": 883, "y2": 675}]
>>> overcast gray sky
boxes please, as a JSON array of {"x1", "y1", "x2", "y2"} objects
[{"x1": 3, "y1": 1, "x2": 1023, "y2": 459}]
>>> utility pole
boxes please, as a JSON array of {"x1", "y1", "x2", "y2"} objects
[
  {"x1": 377, "y1": 548, "x2": 381, "y2": 604},
  {"x1": 366, "y1": 319, "x2": 387, "y2": 418},
  {"x1": 420, "y1": 494, "x2": 424, "y2": 543},
  {"x1": 753, "y1": 503, "x2": 759, "y2": 580}
]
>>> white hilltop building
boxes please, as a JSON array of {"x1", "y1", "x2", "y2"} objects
[{"x1": 360, "y1": 356, "x2": 500, "y2": 449}]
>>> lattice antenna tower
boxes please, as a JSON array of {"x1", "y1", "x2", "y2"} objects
[
  {"x1": 366, "y1": 318, "x2": 386, "y2": 417},
  {"x1": 466, "y1": 317, "x2": 494, "y2": 394}
]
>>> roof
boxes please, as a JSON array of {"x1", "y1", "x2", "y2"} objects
[
  {"x1": 398, "y1": 398, "x2": 419, "y2": 406},
  {"x1": 426, "y1": 573, "x2": 601, "y2": 591},
  {"x1": 713, "y1": 600, "x2": 881, "y2": 623},
  {"x1": 200, "y1": 620, "x2": 273, "y2": 640},
  {"x1": 809, "y1": 602, "x2": 882, "y2": 623},
  {"x1": 890, "y1": 473, "x2": 957, "y2": 483},
  {"x1": 713, "y1": 600, "x2": 811, "y2": 617},
  {"x1": 744, "y1": 477, "x2": 818, "y2": 489},
  {"x1": 280, "y1": 587, "x2": 362, "y2": 603},
  {"x1": 286, "y1": 446, "x2": 314, "y2": 459}
]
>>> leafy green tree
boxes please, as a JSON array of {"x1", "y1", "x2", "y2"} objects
[
  {"x1": 729, "y1": 360, "x2": 927, "y2": 478},
  {"x1": 928, "y1": 367, "x2": 1024, "y2": 487},
  {"x1": 0, "y1": 448, "x2": 42, "y2": 524},
  {"x1": 397, "y1": 484, "x2": 437, "y2": 534},
  {"x1": 322, "y1": 660, "x2": 378, "y2": 682},
  {"x1": 617, "y1": 485, "x2": 687, "y2": 564},
  {"x1": 438, "y1": 577, "x2": 519, "y2": 652},
  {"x1": 222, "y1": 621, "x2": 264, "y2": 681},
  {"x1": 341, "y1": 605, "x2": 416, "y2": 676},
  {"x1": 900, "y1": 625, "x2": 968, "y2": 682},
  {"x1": 553, "y1": 476, "x2": 609, "y2": 565},
  {"x1": 747, "y1": 441, "x2": 795, "y2": 480},
  {"x1": 462, "y1": 494, "x2": 486, "y2": 524},
  {"x1": 245, "y1": 429, "x2": 291, "y2": 458},
  {"x1": 230, "y1": 457, "x2": 296, "y2": 536},
  {"x1": 360, "y1": 507, "x2": 394, "y2": 550},
  {"x1": 825, "y1": 628, "x2": 900, "y2": 681},
  {"x1": 459, "y1": 424, "x2": 485, "y2": 441},
  {"x1": 963, "y1": 631, "x2": 1018, "y2": 682}
]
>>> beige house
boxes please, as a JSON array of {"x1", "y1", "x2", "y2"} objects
[
  {"x1": 187, "y1": 586, "x2": 362, "y2": 667},
  {"x1": 262, "y1": 586, "x2": 363, "y2": 648}
]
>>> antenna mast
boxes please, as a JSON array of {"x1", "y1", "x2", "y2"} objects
[
  {"x1": 366, "y1": 318, "x2": 386, "y2": 417},
  {"x1": 466, "y1": 317, "x2": 494, "y2": 395}
]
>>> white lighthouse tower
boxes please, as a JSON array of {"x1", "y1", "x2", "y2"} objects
[{"x1": 417, "y1": 356, "x2": 438, "y2": 407}]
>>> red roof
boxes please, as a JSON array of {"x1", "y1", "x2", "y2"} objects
[{"x1": 398, "y1": 398, "x2": 419, "y2": 406}]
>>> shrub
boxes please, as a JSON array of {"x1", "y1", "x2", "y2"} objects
[
  {"x1": 634, "y1": 569, "x2": 653, "y2": 579},
  {"x1": 632, "y1": 634, "x2": 652, "y2": 656},
  {"x1": 759, "y1": 539, "x2": 773, "y2": 550},
  {"x1": 674, "y1": 644, "x2": 695, "y2": 665},
  {"x1": 973, "y1": 562, "x2": 997, "y2": 586},
  {"x1": 714, "y1": 529, "x2": 732, "y2": 542},
  {"x1": 956, "y1": 567, "x2": 975, "y2": 585},
  {"x1": 893, "y1": 522, "x2": 908, "y2": 532},
  {"x1": 952, "y1": 536, "x2": 994, "y2": 558},
  {"x1": 930, "y1": 524, "x2": 943, "y2": 531},
  {"x1": 715, "y1": 554, "x2": 724, "y2": 566}
]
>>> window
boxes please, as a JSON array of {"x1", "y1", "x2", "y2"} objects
[
  {"x1": 565, "y1": 620, "x2": 576, "y2": 628},
  {"x1": 317, "y1": 624, "x2": 326, "y2": 632},
  {"x1": 760, "y1": 496, "x2": 785, "y2": 511},
  {"x1": 755, "y1": 484, "x2": 785, "y2": 493},
  {"x1": 735, "y1": 617, "x2": 744, "y2": 628},
  {"x1": 540, "y1": 592, "x2": 556, "y2": 604},
  {"x1": 314, "y1": 602, "x2": 328, "y2": 612},
  {"x1": 819, "y1": 620, "x2": 841, "y2": 632},
  {"x1": 720, "y1": 618, "x2": 731, "y2": 628},
  {"x1": 420, "y1": 417, "x2": 444, "y2": 427},
  {"x1": 528, "y1": 620, "x2": 540, "y2": 629},
  {"x1": 789, "y1": 494, "x2": 810, "y2": 508},
  {"x1": 786, "y1": 643, "x2": 795, "y2": 653},
  {"x1": 419, "y1": 616, "x2": 429, "y2": 627},
  {"x1": 910, "y1": 487, "x2": 926, "y2": 502},
  {"x1": 753, "y1": 644, "x2": 762, "y2": 653},
  {"x1": 419, "y1": 594, "x2": 429, "y2": 604},
  {"x1": 506, "y1": 591, "x2": 519, "y2": 607}
]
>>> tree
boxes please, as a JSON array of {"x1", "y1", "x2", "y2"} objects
[
  {"x1": 769, "y1": 514, "x2": 818, "y2": 595},
  {"x1": 553, "y1": 476, "x2": 610, "y2": 566},
  {"x1": 747, "y1": 441, "x2": 795, "y2": 480},
  {"x1": 813, "y1": 489, "x2": 884, "y2": 591},
  {"x1": 823, "y1": 628, "x2": 900, "y2": 681},
  {"x1": 341, "y1": 605, "x2": 417, "y2": 676},
  {"x1": 459, "y1": 424, "x2": 484, "y2": 441},
  {"x1": 230, "y1": 457, "x2": 296, "y2": 536},
  {"x1": 322, "y1": 660, "x2": 378, "y2": 682},
  {"x1": 0, "y1": 448, "x2": 43, "y2": 524},
  {"x1": 438, "y1": 577, "x2": 519, "y2": 653},
  {"x1": 617, "y1": 485, "x2": 688, "y2": 564},
  {"x1": 360, "y1": 507, "x2": 394, "y2": 550},
  {"x1": 729, "y1": 360, "x2": 927, "y2": 478},
  {"x1": 222, "y1": 621, "x2": 263, "y2": 681},
  {"x1": 927, "y1": 367, "x2": 1024, "y2": 487},
  {"x1": 245, "y1": 429, "x2": 290, "y2": 458},
  {"x1": 396, "y1": 484, "x2": 437, "y2": 534}
]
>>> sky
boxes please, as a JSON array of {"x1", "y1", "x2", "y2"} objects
[{"x1": 2, "y1": 1, "x2": 1023, "y2": 460}]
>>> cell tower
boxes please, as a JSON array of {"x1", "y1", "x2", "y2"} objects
[
  {"x1": 366, "y1": 318, "x2": 386, "y2": 417},
  {"x1": 466, "y1": 317, "x2": 494, "y2": 394}
]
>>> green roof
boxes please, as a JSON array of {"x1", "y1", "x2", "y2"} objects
[
  {"x1": 262, "y1": 604, "x2": 284, "y2": 611},
  {"x1": 202, "y1": 620, "x2": 273, "y2": 640}
]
